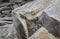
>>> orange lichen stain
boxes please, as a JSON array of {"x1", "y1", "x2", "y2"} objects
[{"x1": 37, "y1": 31, "x2": 48, "y2": 39}]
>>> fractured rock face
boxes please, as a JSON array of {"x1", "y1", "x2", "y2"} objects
[
  {"x1": 13, "y1": 11, "x2": 60, "y2": 39},
  {"x1": 38, "y1": 12, "x2": 60, "y2": 38},
  {"x1": 12, "y1": 0, "x2": 60, "y2": 39}
]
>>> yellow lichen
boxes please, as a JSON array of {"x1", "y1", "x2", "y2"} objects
[{"x1": 37, "y1": 30, "x2": 48, "y2": 39}]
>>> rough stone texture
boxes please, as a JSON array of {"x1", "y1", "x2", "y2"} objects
[
  {"x1": 29, "y1": 27, "x2": 58, "y2": 39},
  {"x1": 0, "y1": 0, "x2": 60, "y2": 39},
  {"x1": 0, "y1": 1, "x2": 20, "y2": 39},
  {"x1": 12, "y1": 0, "x2": 60, "y2": 39},
  {"x1": 0, "y1": 0, "x2": 31, "y2": 39}
]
